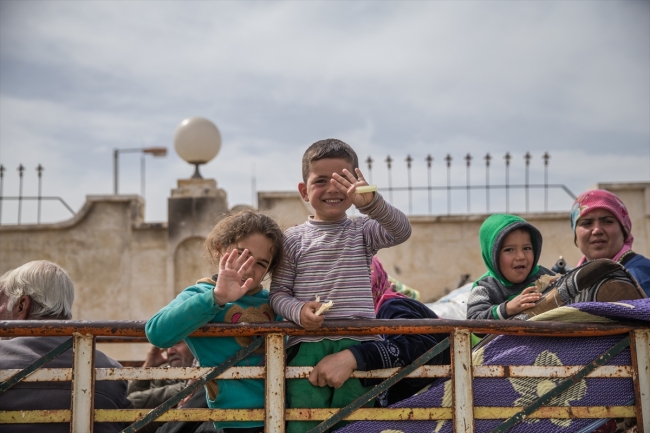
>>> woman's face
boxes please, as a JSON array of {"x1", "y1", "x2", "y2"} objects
[{"x1": 575, "y1": 209, "x2": 626, "y2": 261}]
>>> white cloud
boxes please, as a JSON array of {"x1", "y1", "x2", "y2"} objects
[{"x1": 0, "y1": 0, "x2": 648, "y2": 224}]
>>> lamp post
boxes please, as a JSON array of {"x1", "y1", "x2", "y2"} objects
[
  {"x1": 173, "y1": 117, "x2": 221, "y2": 179},
  {"x1": 113, "y1": 147, "x2": 167, "y2": 195}
]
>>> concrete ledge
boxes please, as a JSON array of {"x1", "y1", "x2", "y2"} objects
[{"x1": 0, "y1": 195, "x2": 156, "y2": 232}]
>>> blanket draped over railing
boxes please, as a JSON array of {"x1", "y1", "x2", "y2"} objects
[{"x1": 336, "y1": 298, "x2": 650, "y2": 433}]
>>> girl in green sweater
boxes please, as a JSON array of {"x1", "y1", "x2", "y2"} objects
[{"x1": 146, "y1": 210, "x2": 284, "y2": 433}]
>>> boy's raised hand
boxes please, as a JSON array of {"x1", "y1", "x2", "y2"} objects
[
  {"x1": 213, "y1": 248, "x2": 255, "y2": 307},
  {"x1": 505, "y1": 286, "x2": 541, "y2": 316},
  {"x1": 331, "y1": 168, "x2": 374, "y2": 208},
  {"x1": 299, "y1": 301, "x2": 325, "y2": 329}
]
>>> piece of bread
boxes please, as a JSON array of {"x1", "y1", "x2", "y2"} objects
[{"x1": 315, "y1": 301, "x2": 333, "y2": 316}]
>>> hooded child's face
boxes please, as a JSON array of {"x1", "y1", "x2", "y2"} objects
[{"x1": 498, "y1": 229, "x2": 534, "y2": 284}]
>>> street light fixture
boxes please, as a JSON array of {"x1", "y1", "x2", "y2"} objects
[
  {"x1": 113, "y1": 147, "x2": 168, "y2": 195},
  {"x1": 173, "y1": 117, "x2": 221, "y2": 179}
]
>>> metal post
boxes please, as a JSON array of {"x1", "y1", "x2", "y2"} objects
[
  {"x1": 385, "y1": 155, "x2": 393, "y2": 203},
  {"x1": 452, "y1": 328, "x2": 474, "y2": 433},
  {"x1": 17, "y1": 164, "x2": 24, "y2": 225},
  {"x1": 543, "y1": 152, "x2": 550, "y2": 212},
  {"x1": 113, "y1": 149, "x2": 118, "y2": 195},
  {"x1": 504, "y1": 152, "x2": 511, "y2": 213},
  {"x1": 265, "y1": 334, "x2": 285, "y2": 432},
  {"x1": 406, "y1": 155, "x2": 413, "y2": 214},
  {"x1": 36, "y1": 165, "x2": 43, "y2": 224},
  {"x1": 0, "y1": 164, "x2": 4, "y2": 225},
  {"x1": 484, "y1": 153, "x2": 491, "y2": 213},
  {"x1": 141, "y1": 153, "x2": 145, "y2": 198},
  {"x1": 465, "y1": 153, "x2": 472, "y2": 213},
  {"x1": 445, "y1": 154, "x2": 452, "y2": 215},
  {"x1": 252, "y1": 163, "x2": 257, "y2": 208},
  {"x1": 524, "y1": 152, "x2": 531, "y2": 213},
  {"x1": 366, "y1": 156, "x2": 373, "y2": 185},
  {"x1": 70, "y1": 333, "x2": 95, "y2": 433},
  {"x1": 426, "y1": 155, "x2": 433, "y2": 214}
]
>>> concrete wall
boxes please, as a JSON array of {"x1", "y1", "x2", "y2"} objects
[{"x1": 2, "y1": 181, "x2": 649, "y2": 361}]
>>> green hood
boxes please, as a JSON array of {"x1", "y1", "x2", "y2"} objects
[{"x1": 474, "y1": 213, "x2": 543, "y2": 287}]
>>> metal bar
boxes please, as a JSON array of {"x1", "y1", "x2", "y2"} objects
[
  {"x1": 265, "y1": 334, "x2": 285, "y2": 432},
  {"x1": 490, "y1": 335, "x2": 631, "y2": 433},
  {"x1": 1, "y1": 406, "x2": 639, "y2": 424},
  {"x1": 359, "y1": 183, "x2": 575, "y2": 193},
  {"x1": 452, "y1": 328, "x2": 474, "y2": 433},
  {"x1": 306, "y1": 337, "x2": 451, "y2": 433},
  {"x1": 114, "y1": 149, "x2": 118, "y2": 194},
  {"x1": 17, "y1": 164, "x2": 24, "y2": 224},
  {"x1": 2, "y1": 319, "x2": 645, "y2": 338},
  {"x1": 71, "y1": 333, "x2": 96, "y2": 433},
  {"x1": 121, "y1": 337, "x2": 263, "y2": 433},
  {"x1": 0, "y1": 196, "x2": 75, "y2": 215},
  {"x1": 37, "y1": 164, "x2": 43, "y2": 224},
  {"x1": 2, "y1": 364, "x2": 634, "y2": 383},
  {"x1": 631, "y1": 329, "x2": 650, "y2": 433},
  {"x1": 0, "y1": 337, "x2": 72, "y2": 393},
  {"x1": 0, "y1": 164, "x2": 4, "y2": 225}
]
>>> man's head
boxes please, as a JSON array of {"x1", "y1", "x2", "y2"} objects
[
  {"x1": 299, "y1": 139, "x2": 360, "y2": 222},
  {"x1": 165, "y1": 341, "x2": 194, "y2": 368},
  {"x1": 0, "y1": 260, "x2": 74, "y2": 320}
]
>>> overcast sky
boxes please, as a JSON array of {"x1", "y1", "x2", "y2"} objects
[{"x1": 1, "y1": 0, "x2": 648, "y2": 224}]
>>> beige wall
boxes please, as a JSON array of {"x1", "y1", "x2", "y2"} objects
[{"x1": 2, "y1": 181, "x2": 649, "y2": 361}]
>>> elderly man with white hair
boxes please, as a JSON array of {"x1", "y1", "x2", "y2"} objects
[{"x1": 0, "y1": 260, "x2": 132, "y2": 433}]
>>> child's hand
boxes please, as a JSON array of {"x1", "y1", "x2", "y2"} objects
[
  {"x1": 331, "y1": 168, "x2": 374, "y2": 209},
  {"x1": 213, "y1": 248, "x2": 256, "y2": 306},
  {"x1": 506, "y1": 286, "x2": 541, "y2": 316},
  {"x1": 299, "y1": 301, "x2": 325, "y2": 329}
]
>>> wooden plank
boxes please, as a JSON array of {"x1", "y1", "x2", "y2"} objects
[
  {"x1": 631, "y1": 329, "x2": 650, "y2": 433},
  {"x1": 1, "y1": 406, "x2": 637, "y2": 424},
  {"x1": 265, "y1": 334, "x2": 285, "y2": 433},
  {"x1": 2, "y1": 318, "x2": 646, "y2": 338},
  {"x1": 70, "y1": 333, "x2": 95, "y2": 433},
  {"x1": 452, "y1": 328, "x2": 474, "y2": 433}
]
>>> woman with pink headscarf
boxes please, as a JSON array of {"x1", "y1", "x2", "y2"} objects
[{"x1": 571, "y1": 189, "x2": 650, "y2": 296}]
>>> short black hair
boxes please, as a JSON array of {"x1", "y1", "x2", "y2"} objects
[{"x1": 301, "y1": 138, "x2": 359, "y2": 182}]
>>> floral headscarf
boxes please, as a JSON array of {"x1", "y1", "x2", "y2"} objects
[
  {"x1": 571, "y1": 189, "x2": 633, "y2": 265},
  {"x1": 371, "y1": 256, "x2": 406, "y2": 313}
]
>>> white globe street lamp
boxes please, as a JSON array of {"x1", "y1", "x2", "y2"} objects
[{"x1": 173, "y1": 117, "x2": 222, "y2": 179}]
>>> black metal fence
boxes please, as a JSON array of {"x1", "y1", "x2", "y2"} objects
[
  {"x1": 0, "y1": 164, "x2": 75, "y2": 226},
  {"x1": 0, "y1": 152, "x2": 577, "y2": 225},
  {"x1": 363, "y1": 151, "x2": 576, "y2": 215}
]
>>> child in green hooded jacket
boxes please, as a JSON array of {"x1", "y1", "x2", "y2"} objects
[{"x1": 466, "y1": 214, "x2": 555, "y2": 320}]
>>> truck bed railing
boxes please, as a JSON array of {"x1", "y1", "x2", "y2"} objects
[{"x1": 1, "y1": 319, "x2": 649, "y2": 433}]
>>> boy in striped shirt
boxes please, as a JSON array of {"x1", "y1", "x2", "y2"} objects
[{"x1": 270, "y1": 138, "x2": 411, "y2": 432}]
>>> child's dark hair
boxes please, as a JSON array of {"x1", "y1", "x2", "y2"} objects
[
  {"x1": 301, "y1": 138, "x2": 359, "y2": 182},
  {"x1": 204, "y1": 210, "x2": 284, "y2": 276}
]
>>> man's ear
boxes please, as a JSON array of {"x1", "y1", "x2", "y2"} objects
[
  {"x1": 16, "y1": 295, "x2": 32, "y2": 320},
  {"x1": 298, "y1": 182, "x2": 309, "y2": 202}
]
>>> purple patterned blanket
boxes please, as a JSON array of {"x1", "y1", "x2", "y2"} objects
[{"x1": 335, "y1": 298, "x2": 650, "y2": 433}]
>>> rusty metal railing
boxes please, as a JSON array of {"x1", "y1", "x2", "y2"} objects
[{"x1": 1, "y1": 319, "x2": 649, "y2": 433}]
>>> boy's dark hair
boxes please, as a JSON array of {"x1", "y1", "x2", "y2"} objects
[
  {"x1": 302, "y1": 138, "x2": 359, "y2": 182},
  {"x1": 204, "y1": 210, "x2": 284, "y2": 277}
]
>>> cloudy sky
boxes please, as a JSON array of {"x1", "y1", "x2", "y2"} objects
[{"x1": 1, "y1": 0, "x2": 648, "y2": 224}]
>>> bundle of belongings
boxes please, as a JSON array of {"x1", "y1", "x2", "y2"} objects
[{"x1": 336, "y1": 259, "x2": 648, "y2": 433}]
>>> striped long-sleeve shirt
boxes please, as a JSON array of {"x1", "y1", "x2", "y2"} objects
[{"x1": 270, "y1": 193, "x2": 411, "y2": 346}]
